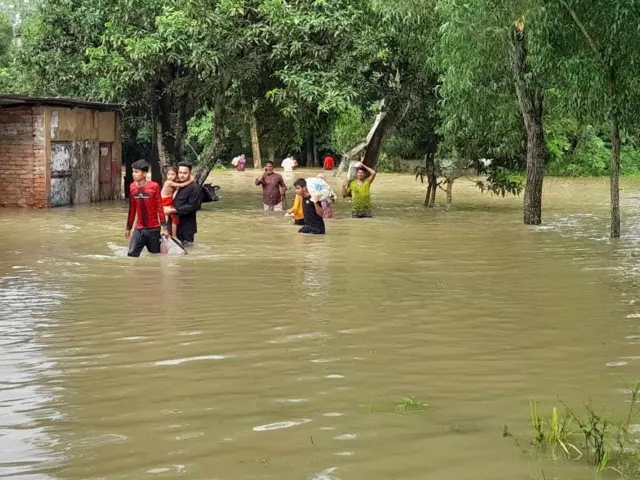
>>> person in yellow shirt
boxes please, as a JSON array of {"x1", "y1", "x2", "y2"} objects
[{"x1": 286, "y1": 193, "x2": 305, "y2": 225}]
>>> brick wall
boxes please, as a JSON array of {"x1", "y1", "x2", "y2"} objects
[{"x1": 0, "y1": 107, "x2": 47, "y2": 207}]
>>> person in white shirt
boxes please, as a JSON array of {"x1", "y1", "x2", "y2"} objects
[{"x1": 281, "y1": 155, "x2": 295, "y2": 187}]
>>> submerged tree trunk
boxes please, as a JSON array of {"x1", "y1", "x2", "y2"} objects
[
  {"x1": 306, "y1": 136, "x2": 313, "y2": 167},
  {"x1": 510, "y1": 25, "x2": 547, "y2": 225},
  {"x1": 336, "y1": 101, "x2": 388, "y2": 175},
  {"x1": 175, "y1": 96, "x2": 188, "y2": 159},
  {"x1": 155, "y1": 79, "x2": 179, "y2": 174},
  {"x1": 196, "y1": 90, "x2": 229, "y2": 185},
  {"x1": 609, "y1": 70, "x2": 621, "y2": 238},
  {"x1": 423, "y1": 152, "x2": 438, "y2": 207},
  {"x1": 250, "y1": 113, "x2": 262, "y2": 169},
  {"x1": 444, "y1": 179, "x2": 454, "y2": 212},
  {"x1": 312, "y1": 132, "x2": 318, "y2": 167},
  {"x1": 426, "y1": 173, "x2": 438, "y2": 207},
  {"x1": 149, "y1": 100, "x2": 162, "y2": 182},
  {"x1": 362, "y1": 106, "x2": 398, "y2": 170},
  {"x1": 561, "y1": 3, "x2": 620, "y2": 237}
]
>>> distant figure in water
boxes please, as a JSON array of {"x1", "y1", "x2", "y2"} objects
[
  {"x1": 161, "y1": 166, "x2": 193, "y2": 240},
  {"x1": 342, "y1": 162, "x2": 376, "y2": 218},
  {"x1": 294, "y1": 178, "x2": 325, "y2": 235},
  {"x1": 237, "y1": 154, "x2": 247, "y2": 172},
  {"x1": 126, "y1": 160, "x2": 167, "y2": 257},
  {"x1": 323, "y1": 154, "x2": 335, "y2": 170},
  {"x1": 281, "y1": 154, "x2": 295, "y2": 187},
  {"x1": 231, "y1": 154, "x2": 247, "y2": 171}
]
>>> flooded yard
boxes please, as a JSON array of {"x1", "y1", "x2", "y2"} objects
[{"x1": 2, "y1": 171, "x2": 640, "y2": 479}]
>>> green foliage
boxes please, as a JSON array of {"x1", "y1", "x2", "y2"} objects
[
  {"x1": 8, "y1": 0, "x2": 640, "y2": 203},
  {"x1": 547, "y1": 126, "x2": 640, "y2": 177},
  {"x1": 330, "y1": 106, "x2": 370, "y2": 155},
  {"x1": 212, "y1": 160, "x2": 226, "y2": 171},
  {"x1": 505, "y1": 382, "x2": 640, "y2": 476},
  {"x1": 528, "y1": 401, "x2": 581, "y2": 459},
  {"x1": 395, "y1": 395, "x2": 429, "y2": 412},
  {"x1": 377, "y1": 153, "x2": 410, "y2": 173},
  {"x1": 475, "y1": 167, "x2": 524, "y2": 197},
  {"x1": 187, "y1": 110, "x2": 214, "y2": 157},
  {"x1": 0, "y1": 11, "x2": 13, "y2": 62}
]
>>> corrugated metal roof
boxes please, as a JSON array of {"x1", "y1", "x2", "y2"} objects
[{"x1": 0, "y1": 94, "x2": 120, "y2": 111}]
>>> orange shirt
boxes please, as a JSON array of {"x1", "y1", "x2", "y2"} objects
[{"x1": 323, "y1": 156, "x2": 335, "y2": 169}]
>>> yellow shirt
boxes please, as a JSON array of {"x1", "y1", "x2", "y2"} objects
[{"x1": 288, "y1": 194, "x2": 304, "y2": 220}]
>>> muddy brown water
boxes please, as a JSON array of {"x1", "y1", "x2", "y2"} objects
[{"x1": 2, "y1": 170, "x2": 640, "y2": 479}]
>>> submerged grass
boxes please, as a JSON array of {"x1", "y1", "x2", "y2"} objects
[
  {"x1": 395, "y1": 395, "x2": 429, "y2": 412},
  {"x1": 359, "y1": 393, "x2": 429, "y2": 414},
  {"x1": 505, "y1": 381, "x2": 640, "y2": 477}
]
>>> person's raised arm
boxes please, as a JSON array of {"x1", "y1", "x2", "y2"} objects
[
  {"x1": 174, "y1": 185, "x2": 201, "y2": 216},
  {"x1": 360, "y1": 163, "x2": 377, "y2": 184},
  {"x1": 125, "y1": 190, "x2": 135, "y2": 239},
  {"x1": 255, "y1": 171, "x2": 266, "y2": 186},
  {"x1": 342, "y1": 179, "x2": 351, "y2": 198},
  {"x1": 165, "y1": 176, "x2": 194, "y2": 189}
]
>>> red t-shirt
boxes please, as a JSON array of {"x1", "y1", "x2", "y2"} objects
[
  {"x1": 323, "y1": 156, "x2": 335, "y2": 169},
  {"x1": 127, "y1": 181, "x2": 166, "y2": 230}
]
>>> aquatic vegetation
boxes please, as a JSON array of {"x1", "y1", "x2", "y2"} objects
[
  {"x1": 505, "y1": 381, "x2": 640, "y2": 476},
  {"x1": 395, "y1": 395, "x2": 429, "y2": 412}
]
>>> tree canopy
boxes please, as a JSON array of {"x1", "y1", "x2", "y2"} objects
[{"x1": 2, "y1": 0, "x2": 640, "y2": 232}]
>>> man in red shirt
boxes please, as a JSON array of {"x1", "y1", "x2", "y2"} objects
[
  {"x1": 125, "y1": 160, "x2": 168, "y2": 257},
  {"x1": 323, "y1": 154, "x2": 335, "y2": 170}
]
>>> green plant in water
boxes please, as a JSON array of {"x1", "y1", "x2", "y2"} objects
[
  {"x1": 529, "y1": 401, "x2": 582, "y2": 460},
  {"x1": 396, "y1": 395, "x2": 429, "y2": 412},
  {"x1": 507, "y1": 380, "x2": 640, "y2": 476}
]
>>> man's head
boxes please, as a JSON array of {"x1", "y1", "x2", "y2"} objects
[
  {"x1": 294, "y1": 178, "x2": 308, "y2": 196},
  {"x1": 166, "y1": 166, "x2": 178, "y2": 182},
  {"x1": 178, "y1": 161, "x2": 192, "y2": 182},
  {"x1": 356, "y1": 167, "x2": 368, "y2": 181},
  {"x1": 132, "y1": 159, "x2": 149, "y2": 183},
  {"x1": 265, "y1": 161, "x2": 274, "y2": 174}
]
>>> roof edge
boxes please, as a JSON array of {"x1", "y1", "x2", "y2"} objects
[{"x1": 0, "y1": 94, "x2": 121, "y2": 111}]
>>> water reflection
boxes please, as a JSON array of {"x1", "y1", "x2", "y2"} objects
[
  {"x1": 1, "y1": 174, "x2": 640, "y2": 479},
  {"x1": 0, "y1": 272, "x2": 63, "y2": 479}
]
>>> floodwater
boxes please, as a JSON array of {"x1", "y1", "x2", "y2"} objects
[{"x1": 2, "y1": 170, "x2": 640, "y2": 480}]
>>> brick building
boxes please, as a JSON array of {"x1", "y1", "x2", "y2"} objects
[{"x1": 0, "y1": 94, "x2": 121, "y2": 208}]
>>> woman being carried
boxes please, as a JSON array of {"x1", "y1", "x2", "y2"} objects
[{"x1": 162, "y1": 166, "x2": 194, "y2": 239}]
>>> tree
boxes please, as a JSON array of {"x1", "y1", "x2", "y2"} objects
[
  {"x1": 262, "y1": 0, "x2": 439, "y2": 171},
  {"x1": 12, "y1": 0, "x2": 103, "y2": 97},
  {"x1": 554, "y1": 0, "x2": 640, "y2": 238},
  {"x1": 437, "y1": 0, "x2": 555, "y2": 225}
]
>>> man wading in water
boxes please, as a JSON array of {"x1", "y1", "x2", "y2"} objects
[
  {"x1": 163, "y1": 162, "x2": 202, "y2": 246},
  {"x1": 255, "y1": 161, "x2": 286, "y2": 211},
  {"x1": 125, "y1": 160, "x2": 167, "y2": 257}
]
